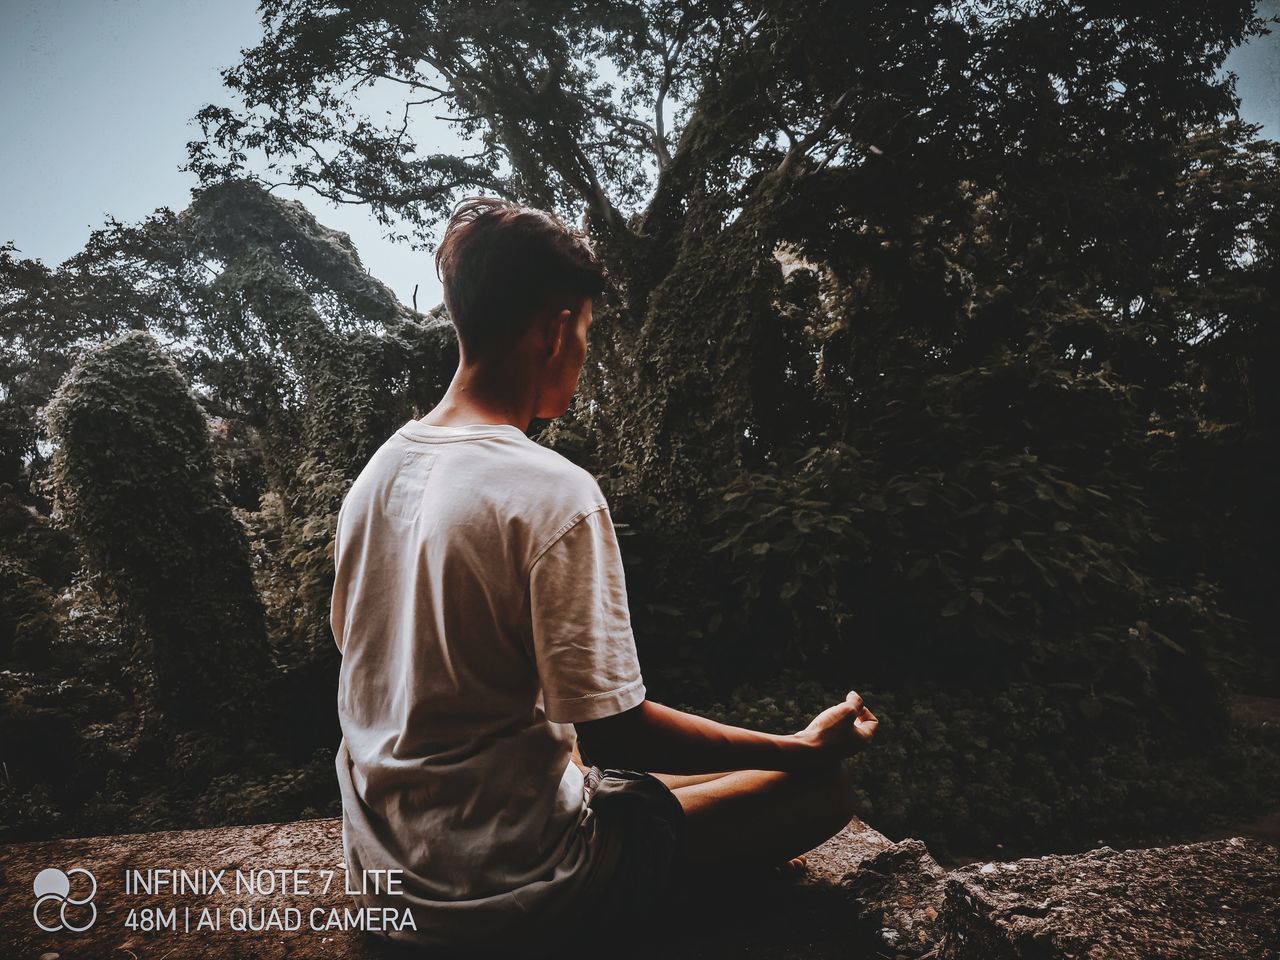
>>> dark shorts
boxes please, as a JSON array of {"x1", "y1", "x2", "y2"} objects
[{"x1": 579, "y1": 765, "x2": 687, "y2": 931}]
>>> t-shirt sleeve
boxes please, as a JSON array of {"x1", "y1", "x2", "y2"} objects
[{"x1": 527, "y1": 505, "x2": 646, "y2": 723}]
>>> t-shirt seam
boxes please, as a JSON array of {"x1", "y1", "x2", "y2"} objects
[
  {"x1": 396, "y1": 419, "x2": 534, "y2": 443},
  {"x1": 543, "y1": 677, "x2": 644, "y2": 706},
  {"x1": 525, "y1": 503, "x2": 610, "y2": 578}
]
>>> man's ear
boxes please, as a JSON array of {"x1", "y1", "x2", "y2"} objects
[{"x1": 544, "y1": 307, "x2": 573, "y2": 358}]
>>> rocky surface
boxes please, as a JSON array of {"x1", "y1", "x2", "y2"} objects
[
  {"x1": 938, "y1": 837, "x2": 1280, "y2": 960},
  {"x1": 2, "y1": 816, "x2": 1276, "y2": 959},
  {"x1": 840, "y1": 838, "x2": 947, "y2": 956},
  {"x1": 1, "y1": 818, "x2": 370, "y2": 959},
  {"x1": 0, "y1": 815, "x2": 903, "y2": 959},
  {"x1": 650, "y1": 816, "x2": 915, "y2": 958}
]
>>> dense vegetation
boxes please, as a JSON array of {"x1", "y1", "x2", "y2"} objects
[{"x1": 2, "y1": 0, "x2": 1278, "y2": 860}]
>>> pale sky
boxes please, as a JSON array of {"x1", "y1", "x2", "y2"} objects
[
  {"x1": 2, "y1": 0, "x2": 1277, "y2": 311},
  {"x1": 0, "y1": 0, "x2": 451, "y2": 306}
]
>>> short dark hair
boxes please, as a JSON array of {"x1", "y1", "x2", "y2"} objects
[{"x1": 434, "y1": 196, "x2": 605, "y2": 353}]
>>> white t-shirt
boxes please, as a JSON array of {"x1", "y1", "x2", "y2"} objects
[{"x1": 330, "y1": 418, "x2": 647, "y2": 954}]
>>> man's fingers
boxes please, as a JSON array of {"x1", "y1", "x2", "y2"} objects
[
  {"x1": 807, "y1": 693, "x2": 873, "y2": 741},
  {"x1": 855, "y1": 707, "x2": 878, "y2": 742},
  {"x1": 845, "y1": 690, "x2": 864, "y2": 714}
]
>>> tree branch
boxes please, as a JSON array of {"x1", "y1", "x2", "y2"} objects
[{"x1": 776, "y1": 87, "x2": 858, "y2": 180}]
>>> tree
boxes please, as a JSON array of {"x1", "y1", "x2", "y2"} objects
[
  {"x1": 3, "y1": 1, "x2": 1277, "y2": 847},
  {"x1": 3, "y1": 181, "x2": 460, "y2": 663},
  {"x1": 42, "y1": 330, "x2": 271, "y2": 728},
  {"x1": 186, "y1": 0, "x2": 1268, "y2": 507}
]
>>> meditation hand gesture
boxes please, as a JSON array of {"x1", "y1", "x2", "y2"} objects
[{"x1": 794, "y1": 690, "x2": 878, "y2": 764}]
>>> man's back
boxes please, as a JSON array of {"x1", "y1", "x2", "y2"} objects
[{"x1": 331, "y1": 418, "x2": 646, "y2": 951}]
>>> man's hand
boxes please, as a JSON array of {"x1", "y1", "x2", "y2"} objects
[
  {"x1": 573, "y1": 694, "x2": 877, "y2": 775},
  {"x1": 793, "y1": 690, "x2": 878, "y2": 764}
]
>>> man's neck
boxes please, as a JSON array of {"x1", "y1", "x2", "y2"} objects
[{"x1": 422, "y1": 362, "x2": 535, "y2": 431}]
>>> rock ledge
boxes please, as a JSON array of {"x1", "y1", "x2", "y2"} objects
[{"x1": 1, "y1": 818, "x2": 1276, "y2": 959}]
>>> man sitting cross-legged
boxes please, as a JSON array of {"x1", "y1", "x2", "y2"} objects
[{"x1": 329, "y1": 195, "x2": 879, "y2": 960}]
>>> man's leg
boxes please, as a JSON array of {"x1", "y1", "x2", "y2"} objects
[
  {"x1": 650, "y1": 771, "x2": 736, "y2": 790},
  {"x1": 581, "y1": 751, "x2": 855, "y2": 871},
  {"x1": 665, "y1": 762, "x2": 857, "y2": 874}
]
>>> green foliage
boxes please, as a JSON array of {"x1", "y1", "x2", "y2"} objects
[
  {"x1": 703, "y1": 443, "x2": 871, "y2": 670},
  {"x1": 690, "y1": 671, "x2": 1280, "y2": 862},
  {"x1": 0, "y1": 553, "x2": 60, "y2": 666},
  {"x1": 42, "y1": 331, "x2": 270, "y2": 729},
  {"x1": 195, "y1": 750, "x2": 341, "y2": 827},
  {"x1": 1, "y1": 0, "x2": 1278, "y2": 856},
  {"x1": 641, "y1": 328, "x2": 1239, "y2": 748}
]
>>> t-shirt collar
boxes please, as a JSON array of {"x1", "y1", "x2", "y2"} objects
[{"x1": 396, "y1": 419, "x2": 529, "y2": 442}]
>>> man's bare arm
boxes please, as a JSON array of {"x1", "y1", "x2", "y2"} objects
[{"x1": 574, "y1": 692, "x2": 877, "y2": 775}]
